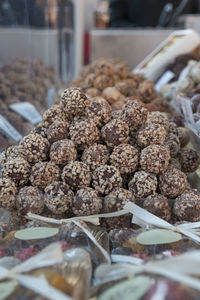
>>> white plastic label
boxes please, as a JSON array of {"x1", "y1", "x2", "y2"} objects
[
  {"x1": 180, "y1": 96, "x2": 194, "y2": 125},
  {"x1": 0, "y1": 115, "x2": 22, "y2": 142},
  {"x1": 155, "y1": 71, "x2": 175, "y2": 92},
  {"x1": 178, "y1": 65, "x2": 190, "y2": 81},
  {"x1": 10, "y1": 102, "x2": 42, "y2": 124}
]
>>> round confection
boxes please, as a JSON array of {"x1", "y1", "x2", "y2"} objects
[
  {"x1": 18, "y1": 133, "x2": 49, "y2": 163},
  {"x1": 62, "y1": 161, "x2": 91, "y2": 190},
  {"x1": 84, "y1": 73, "x2": 97, "y2": 88},
  {"x1": 120, "y1": 99, "x2": 148, "y2": 130},
  {"x1": 177, "y1": 127, "x2": 189, "y2": 148},
  {"x1": 159, "y1": 166, "x2": 187, "y2": 198},
  {"x1": 72, "y1": 187, "x2": 102, "y2": 216},
  {"x1": 128, "y1": 171, "x2": 157, "y2": 198},
  {"x1": 173, "y1": 190, "x2": 200, "y2": 221},
  {"x1": 147, "y1": 111, "x2": 169, "y2": 131},
  {"x1": 85, "y1": 97, "x2": 112, "y2": 127},
  {"x1": 0, "y1": 146, "x2": 19, "y2": 167},
  {"x1": 30, "y1": 162, "x2": 60, "y2": 189},
  {"x1": 111, "y1": 110, "x2": 121, "y2": 119},
  {"x1": 60, "y1": 87, "x2": 87, "y2": 115},
  {"x1": 16, "y1": 186, "x2": 44, "y2": 215},
  {"x1": 136, "y1": 123, "x2": 166, "y2": 148},
  {"x1": 143, "y1": 193, "x2": 171, "y2": 221},
  {"x1": 140, "y1": 144, "x2": 170, "y2": 174},
  {"x1": 179, "y1": 148, "x2": 200, "y2": 173},
  {"x1": 93, "y1": 74, "x2": 114, "y2": 91},
  {"x1": 110, "y1": 144, "x2": 139, "y2": 174},
  {"x1": 169, "y1": 158, "x2": 181, "y2": 170},
  {"x1": 43, "y1": 104, "x2": 67, "y2": 127},
  {"x1": 50, "y1": 139, "x2": 77, "y2": 165},
  {"x1": 47, "y1": 121, "x2": 69, "y2": 144},
  {"x1": 167, "y1": 121, "x2": 179, "y2": 136},
  {"x1": 0, "y1": 178, "x2": 17, "y2": 209},
  {"x1": 2, "y1": 157, "x2": 31, "y2": 186},
  {"x1": 102, "y1": 188, "x2": 135, "y2": 229},
  {"x1": 44, "y1": 182, "x2": 74, "y2": 214},
  {"x1": 86, "y1": 88, "x2": 100, "y2": 98},
  {"x1": 102, "y1": 87, "x2": 122, "y2": 104},
  {"x1": 101, "y1": 119, "x2": 129, "y2": 148},
  {"x1": 32, "y1": 122, "x2": 47, "y2": 138},
  {"x1": 138, "y1": 79, "x2": 157, "y2": 103},
  {"x1": 82, "y1": 143, "x2": 109, "y2": 171},
  {"x1": 164, "y1": 133, "x2": 180, "y2": 158},
  {"x1": 92, "y1": 165, "x2": 123, "y2": 194},
  {"x1": 70, "y1": 120, "x2": 100, "y2": 150}
]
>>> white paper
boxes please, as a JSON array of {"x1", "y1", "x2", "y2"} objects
[
  {"x1": 10, "y1": 102, "x2": 42, "y2": 124},
  {"x1": 0, "y1": 115, "x2": 22, "y2": 142},
  {"x1": 155, "y1": 71, "x2": 175, "y2": 92}
]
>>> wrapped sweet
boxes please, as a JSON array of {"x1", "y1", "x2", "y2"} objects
[
  {"x1": 30, "y1": 162, "x2": 60, "y2": 189},
  {"x1": 50, "y1": 139, "x2": 77, "y2": 165},
  {"x1": 47, "y1": 121, "x2": 69, "y2": 144},
  {"x1": 81, "y1": 143, "x2": 109, "y2": 171},
  {"x1": 101, "y1": 119, "x2": 129, "y2": 148},
  {"x1": 16, "y1": 186, "x2": 44, "y2": 215},
  {"x1": 128, "y1": 171, "x2": 158, "y2": 198}
]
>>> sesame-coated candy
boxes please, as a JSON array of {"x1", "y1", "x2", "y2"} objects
[
  {"x1": 0, "y1": 178, "x2": 17, "y2": 209},
  {"x1": 16, "y1": 186, "x2": 44, "y2": 215},
  {"x1": 137, "y1": 123, "x2": 166, "y2": 148},
  {"x1": 47, "y1": 121, "x2": 69, "y2": 144},
  {"x1": 43, "y1": 104, "x2": 67, "y2": 127},
  {"x1": 147, "y1": 111, "x2": 170, "y2": 131},
  {"x1": 128, "y1": 171, "x2": 158, "y2": 198},
  {"x1": 101, "y1": 119, "x2": 129, "y2": 148},
  {"x1": 86, "y1": 97, "x2": 112, "y2": 127},
  {"x1": 143, "y1": 193, "x2": 171, "y2": 221},
  {"x1": 50, "y1": 139, "x2": 77, "y2": 165},
  {"x1": 82, "y1": 143, "x2": 109, "y2": 171},
  {"x1": 0, "y1": 146, "x2": 20, "y2": 167},
  {"x1": 60, "y1": 87, "x2": 87, "y2": 115}
]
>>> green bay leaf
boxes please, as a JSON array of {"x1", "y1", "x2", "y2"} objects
[
  {"x1": 136, "y1": 229, "x2": 182, "y2": 245},
  {"x1": 14, "y1": 227, "x2": 59, "y2": 240}
]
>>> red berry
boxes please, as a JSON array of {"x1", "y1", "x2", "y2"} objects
[{"x1": 14, "y1": 246, "x2": 39, "y2": 262}]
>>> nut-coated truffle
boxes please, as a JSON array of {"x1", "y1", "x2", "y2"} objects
[
  {"x1": 164, "y1": 133, "x2": 180, "y2": 158},
  {"x1": 159, "y1": 166, "x2": 187, "y2": 198},
  {"x1": 61, "y1": 87, "x2": 87, "y2": 115},
  {"x1": 73, "y1": 187, "x2": 102, "y2": 216},
  {"x1": 47, "y1": 121, "x2": 69, "y2": 144},
  {"x1": 147, "y1": 111, "x2": 169, "y2": 131},
  {"x1": 0, "y1": 146, "x2": 20, "y2": 167},
  {"x1": 86, "y1": 97, "x2": 112, "y2": 127},
  {"x1": 50, "y1": 139, "x2": 77, "y2": 165},
  {"x1": 44, "y1": 182, "x2": 74, "y2": 214},
  {"x1": 138, "y1": 80, "x2": 157, "y2": 103},
  {"x1": 179, "y1": 148, "x2": 200, "y2": 173},
  {"x1": 43, "y1": 104, "x2": 67, "y2": 127},
  {"x1": 136, "y1": 123, "x2": 166, "y2": 148},
  {"x1": 0, "y1": 178, "x2": 17, "y2": 209},
  {"x1": 101, "y1": 119, "x2": 129, "y2": 148},
  {"x1": 62, "y1": 161, "x2": 91, "y2": 190},
  {"x1": 128, "y1": 171, "x2": 158, "y2": 198},
  {"x1": 92, "y1": 165, "x2": 122, "y2": 194},
  {"x1": 143, "y1": 193, "x2": 171, "y2": 221},
  {"x1": 82, "y1": 143, "x2": 109, "y2": 171},
  {"x1": 30, "y1": 162, "x2": 60, "y2": 189},
  {"x1": 16, "y1": 186, "x2": 44, "y2": 215},
  {"x1": 110, "y1": 144, "x2": 139, "y2": 174},
  {"x1": 140, "y1": 144, "x2": 170, "y2": 174}
]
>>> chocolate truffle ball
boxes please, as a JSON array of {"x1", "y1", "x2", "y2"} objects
[
  {"x1": 102, "y1": 188, "x2": 135, "y2": 228},
  {"x1": 73, "y1": 187, "x2": 102, "y2": 216},
  {"x1": 102, "y1": 87, "x2": 122, "y2": 104},
  {"x1": 177, "y1": 127, "x2": 189, "y2": 148},
  {"x1": 0, "y1": 146, "x2": 19, "y2": 167},
  {"x1": 128, "y1": 171, "x2": 158, "y2": 198},
  {"x1": 143, "y1": 193, "x2": 171, "y2": 221},
  {"x1": 138, "y1": 79, "x2": 157, "y2": 103},
  {"x1": 2, "y1": 157, "x2": 31, "y2": 186},
  {"x1": 86, "y1": 97, "x2": 112, "y2": 127},
  {"x1": 179, "y1": 148, "x2": 200, "y2": 173},
  {"x1": 62, "y1": 161, "x2": 91, "y2": 190},
  {"x1": 140, "y1": 145, "x2": 170, "y2": 174},
  {"x1": 93, "y1": 74, "x2": 114, "y2": 91},
  {"x1": 92, "y1": 165, "x2": 122, "y2": 194},
  {"x1": 50, "y1": 139, "x2": 77, "y2": 165},
  {"x1": 101, "y1": 119, "x2": 129, "y2": 148},
  {"x1": 168, "y1": 121, "x2": 179, "y2": 136},
  {"x1": 164, "y1": 133, "x2": 181, "y2": 158},
  {"x1": 60, "y1": 87, "x2": 87, "y2": 115},
  {"x1": 43, "y1": 104, "x2": 67, "y2": 127},
  {"x1": 47, "y1": 121, "x2": 69, "y2": 144},
  {"x1": 18, "y1": 133, "x2": 49, "y2": 163},
  {"x1": 120, "y1": 99, "x2": 148, "y2": 130},
  {"x1": 136, "y1": 123, "x2": 166, "y2": 148},
  {"x1": 147, "y1": 111, "x2": 169, "y2": 131},
  {"x1": 173, "y1": 190, "x2": 200, "y2": 221},
  {"x1": 70, "y1": 120, "x2": 99, "y2": 150},
  {"x1": 86, "y1": 88, "x2": 100, "y2": 98},
  {"x1": 30, "y1": 162, "x2": 60, "y2": 189},
  {"x1": 16, "y1": 186, "x2": 44, "y2": 215},
  {"x1": 82, "y1": 143, "x2": 109, "y2": 171},
  {"x1": 44, "y1": 182, "x2": 74, "y2": 214},
  {"x1": 0, "y1": 178, "x2": 17, "y2": 209},
  {"x1": 110, "y1": 144, "x2": 139, "y2": 174},
  {"x1": 159, "y1": 166, "x2": 187, "y2": 198}
]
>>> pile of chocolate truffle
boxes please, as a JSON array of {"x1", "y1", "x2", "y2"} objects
[
  {"x1": 70, "y1": 58, "x2": 171, "y2": 113},
  {"x1": 0, "y1": 87, "x2": 200, "y2": 229}
]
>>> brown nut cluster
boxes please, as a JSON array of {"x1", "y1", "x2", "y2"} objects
[
  {"x1": 47, "y1": 121, "x2": 69, "y2": 144},
  {"x1": 44, "y1": 181, "x2": 74, "y2": 214},
  {"x1": 143, "y1": 193, "x2": 171, "y2": 221},
  {"x1": 138, "y1": 80, "x2": 157, "y2": 103},
  {"x1": 86, "y1": 97, "x2": 112, "y2": 127},
  {"x1": 0, "y1": 178, "x2": 17, "y2": 209},
  {"x1": 179, "y1": 148, "x2": 200, "y2": 173},
  {"x1": 61, "y1": 87, "x2": 87, "y2": 115},
  {"x1": 0, "y1": 146, "x2": 20, "y2": 167},
  {"x1": 140, "y1": 144, "x2": 170, "y2": 174},
  {"x1": 173, "y1": 190, "x2": 200, "y2": 221},
  {"x1": 16, "y1": 186, "x2": 44, "y2": 215},
  {"x1": 147, "y1": 111, "x2": 170, "y2": 131},
  {"x1": 73, "y1": 187, "x2": 102, "y2": 216},
  {"x1": 92, "y1": 165, "x2": 123, "y2": 194},
  {"x1": 136, "y1": 123, "x2": 166, "y2": 148},
  {"x1": 43, "y1": 104, "x2": 67, "y2": 127},
  {"x1": 110, "y1": 144, "x2": 139, "y2": 174},
  {"x1": 128, "y1": 171, "x2": 158, "y2": 198},
  {"x1": 101, "y1": 119, "x2": 129, "y2": 148},
  {"x1": 82, "y1": 143, "x2": 110, "y2": 171},
  {"x1": 30, "y1": 161, "x2": 60, "y2": 189},
  {"x1": 159, "y1": 166, "x2": 187, "y2": 198},
  {"x1": 50, "y1": 139, "x2": 77, "y2": 165}
]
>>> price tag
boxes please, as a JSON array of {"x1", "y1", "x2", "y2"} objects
[
  {"x1": 0, "y1": 115, "x2": 22, "y2": 142},
  {"x1": 155, "y1": 71, "x2": 175, "y2": 92},
  {"x1": 10, "y1": 102, "x2": 42, "y2": 125}
]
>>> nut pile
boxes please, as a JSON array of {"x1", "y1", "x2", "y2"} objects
[{"x1": 1, "y1": 87, "x2": 200, "y2": 228}]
